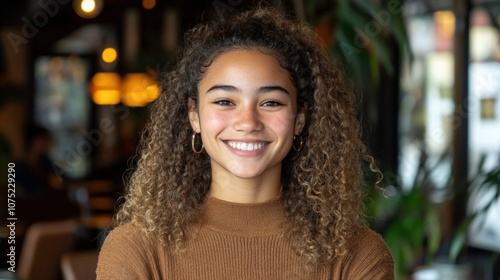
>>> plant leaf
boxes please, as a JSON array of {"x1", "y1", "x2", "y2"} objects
[
  {"x1": 426, "y1": 209, "x2": 441, "y2": 258},
  {"x1": 449, "y1": 217, "x2": 473, "y2": 263}
]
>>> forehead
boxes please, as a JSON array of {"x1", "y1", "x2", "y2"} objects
[{"x1": 199, "y1": 49, "x2": 293, "y2": 84}]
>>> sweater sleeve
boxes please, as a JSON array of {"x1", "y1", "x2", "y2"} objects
[
  {"x1": 96, "y1": 224, "x2": 154, "y2": 280},
  {"x1": 341, "y1": 227, "x2": 395, "y2": 280}
]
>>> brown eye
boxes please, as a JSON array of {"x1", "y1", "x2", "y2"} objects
[
  {"x1": 262, "y1": 100, "x2": 283, "y2": 107},
  {"x1": 214, "y1": 99, "x2": 234, "y2": 106}
]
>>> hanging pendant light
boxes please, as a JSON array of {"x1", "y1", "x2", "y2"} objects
[
  {"x1": 89, "y1": 72, "x2": 121, "y2": 105},
  {"x1": 73, "y1": 0, "x2": 103, "y2": 19}
]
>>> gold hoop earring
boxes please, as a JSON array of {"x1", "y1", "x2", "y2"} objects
[
  {"x1": 192, "y1": 133, "x2": 204, "y2": 154},
  {"x1": 293, "y1": 134, "x2": 303, "y2": 152}
]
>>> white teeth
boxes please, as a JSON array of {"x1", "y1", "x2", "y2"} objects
[{"x1": 227, "y1": 141, "x2": 266, "y2": 151}]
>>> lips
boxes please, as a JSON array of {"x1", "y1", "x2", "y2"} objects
[{"x1": 226, "y1": 141, "x2": 268, "y2": 151}]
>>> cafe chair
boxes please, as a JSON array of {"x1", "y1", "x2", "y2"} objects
[
  {"x1": 17, "y1": 220, "x2": 78, "y2": 280},
  {"x1": 61, "y1": 250, "x2": 99, "y2": 280},
  {"x1": 67, "y1": 180, "x2": 116, "y2": 218}
]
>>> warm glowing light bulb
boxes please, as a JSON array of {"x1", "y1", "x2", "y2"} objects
[
  {"x1": 102, "y1": 48, "x2": 117, "y2": 63},
  {"x1": 122, "y1": 73, "x2": 159, "y2": 106},
  {"x1": 74, "y1": 0, "x2": 102, "y2": 18},
  {"x1": 142, "y1": 0, "x2": 156, "y2": 10},
  {"x1": 90, "y1": 72, "x2": 121, "y2": 105},
  {"x1": 434, "y1": 11, "x2": 455, "y2": 37},
  {"x1": 81, "y1": 0, "x2": 96, "y2": 13}
]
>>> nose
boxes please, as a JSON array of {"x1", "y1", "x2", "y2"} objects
[{"x1": 233, "y1": 105, "x2": 263, "y2": 132}]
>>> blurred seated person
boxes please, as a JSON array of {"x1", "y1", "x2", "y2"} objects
[
  {"x1": 16, "y1": 124, "x2": 62, "y2": 196},
  {"x1": 14, "y1": 124, "x2": 78, "y2": 231}
]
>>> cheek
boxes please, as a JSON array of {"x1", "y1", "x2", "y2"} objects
[
  {"x1": 267, "y1": 113, "x2": 297, "y2": 138},
  {"x1": 200, "y1": 110, "x2": 227, "y2": 135}
]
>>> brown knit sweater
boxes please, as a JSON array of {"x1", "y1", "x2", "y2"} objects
[{"x1": 96, "y1": 196, "x2": 394, "y2": 279}]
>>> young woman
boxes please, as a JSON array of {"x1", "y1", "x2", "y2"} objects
[{"x1": 97, "y1": 7, "x2": 394, "y2": 279}]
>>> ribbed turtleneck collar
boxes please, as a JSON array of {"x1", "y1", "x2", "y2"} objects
[{"x1": 200, "y1": 196, "x2": 286, "y2": 237}]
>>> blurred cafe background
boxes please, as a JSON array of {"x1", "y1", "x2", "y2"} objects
[{"x1": 0, "y1": 0, "x2": 499, "y2": 279}]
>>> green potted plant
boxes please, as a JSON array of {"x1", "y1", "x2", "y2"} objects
[
  {"x1": 293, "y1": 0, "x2": 410, "y2": 90},
  {"x1": 431, "y1": 156, "x2": 500, "y2": 279},
  {"x1": 365, "y1": 149, "x2": 447, "y2": 279},
  {"x1": 365, "y1": 149, "x2": 500, "y2": 279}
]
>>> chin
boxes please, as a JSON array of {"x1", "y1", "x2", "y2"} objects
[{"x1": 227, "y1": 167, "x2": 264, "y2": 179}]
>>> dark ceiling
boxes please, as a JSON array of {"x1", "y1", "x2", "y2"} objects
[
  {"x1": 0, "y1": 0, "x2": 276, "y2": 25},
  {"x1": 1, "y1": 0, "x2": 499, "y2": 55},
  {"x1": 0, "y1": 0, "x2": 288, "y2": 53}
]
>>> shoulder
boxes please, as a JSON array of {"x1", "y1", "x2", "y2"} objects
[
  {"x1": 99, "y1": 223, "x2": 150, "y2": 253},
  {"x1": 96, "y1": 223, "x2": 159, "y2": 279},
  {"x1": 338, "y1": 225, "x2": 395, "y2": 279},
  {"x1": 346, "y1": 225, "x2": 391, "y2": 254}
]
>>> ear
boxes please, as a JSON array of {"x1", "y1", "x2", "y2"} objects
[
  {"x1": 294, "y1": 104, "x2": 306, "y2": 135},
  {"x1": 188, "y1": 98, "x2": 201, "y2": 133}
]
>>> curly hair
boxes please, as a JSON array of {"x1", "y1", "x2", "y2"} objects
[{"x1": 115, "y1": 6, "x2": 379, "y2": 267}]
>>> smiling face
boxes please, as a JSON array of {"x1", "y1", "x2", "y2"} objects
[{"x1": 189, "y1": 49, "x2": 305, "y2": 186}]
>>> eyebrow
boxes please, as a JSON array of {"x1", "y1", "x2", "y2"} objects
[{"x1": 206, "y1": 84, "x2": 290, "y2": 95}]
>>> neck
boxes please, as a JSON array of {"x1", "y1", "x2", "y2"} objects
[
  {"x1": 201, "y1": 195, "x2": 286, "y2": 236},
  {"x1": 209, "y1": 166, "x2": 282, "y2": 204}
]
